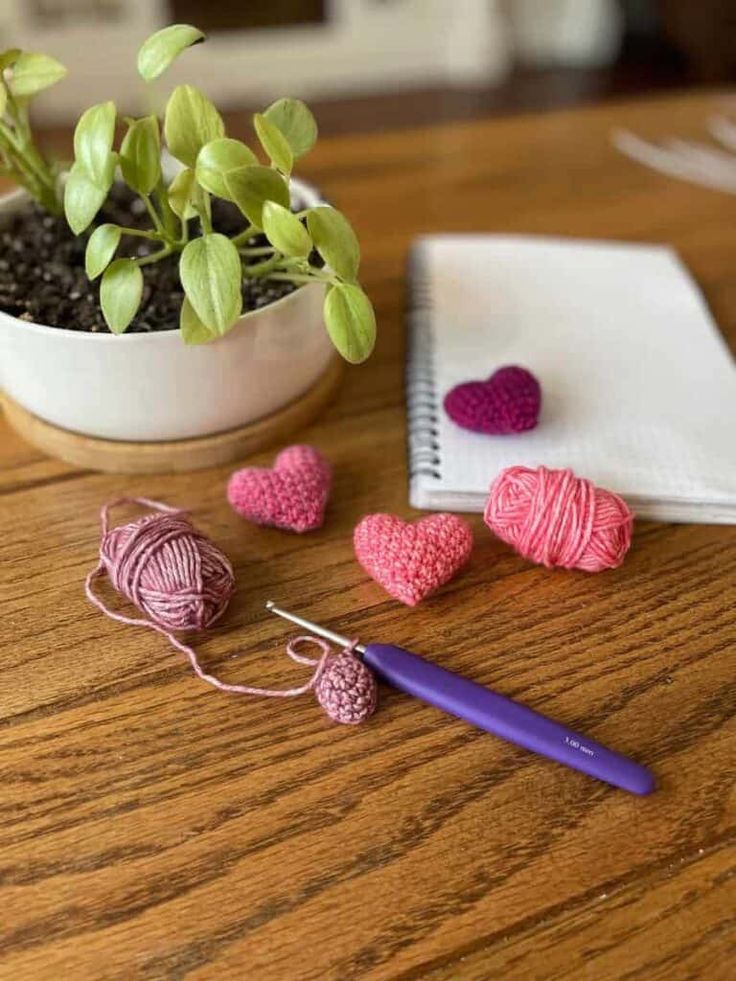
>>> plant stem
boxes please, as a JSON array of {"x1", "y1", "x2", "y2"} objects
[
  {"x1": 241, "y1": 253, "x2": 284, "y2": 278},
  {"x1": 266, "y1": 272, "x2": 329, "y2": 285},
  {"x1": 238, "y1": 245, "x2": 275, "y2": 257},
  {"x1": 0, "y1": 121, "x2": 60, "y2": 213},
  {"x1": 15, "y1": 100, "x2": 31, "y2": 142},
  {"x1": 266, "y1": 271, "x2": 302, "y2": 281},
  {"x1": 119, "y1": 226, "x2": 163, "y2": 241},
  {"x1": 142, "y1": 194, "x2": 166, "y2": 237},
  {"x1": 0, "y1": 75, "x2": 62, "y2": 214},
  {"x1": 199, "y1": 201, "x2": 213, "y2": 234},
  {"x1": 0, "y1": 133, "x2": 29, "y2": 182},
  {"x1": 231, "y1": 224, "x2": 258, "y2": 248},
  {"x1": 154, "y1": 177, "x2": 178, "y2": 239},
  {"x1": 2, "y1": 75, "x2": 23, "y2": 129},
  {"x1": 135, "y1": 246, "x2": 172, "y2": 267}
]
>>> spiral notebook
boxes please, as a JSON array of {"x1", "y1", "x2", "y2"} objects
[{"x1": 407, "y1": 235, "x2": 736, "y2": 524}]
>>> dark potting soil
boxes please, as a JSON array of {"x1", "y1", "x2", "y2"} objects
[{"x1": 0, "y1": 185, "x2": 304, "y2": 333}]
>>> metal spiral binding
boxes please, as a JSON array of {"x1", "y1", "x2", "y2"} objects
[{"x1": 406, "y1": 249, "x2": 441, "y2": 481}]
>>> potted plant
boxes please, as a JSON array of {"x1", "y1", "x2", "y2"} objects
[{"x1": 0, "y1": 24, "x2": 375, "y2": 453}]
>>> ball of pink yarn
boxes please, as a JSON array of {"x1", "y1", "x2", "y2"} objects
[
  {"x1": 315, "y1": 651, "x2": 378, "y2": 724},
  {"x1": 485, "y1": 466, "x2": 633, "y2": 572},
  {"x1": 100, "y1": 510, "x2": 235, "y2": 631}
]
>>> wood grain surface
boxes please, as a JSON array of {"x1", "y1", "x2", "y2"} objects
[{"x1": 1, "y1": 91, "x2": 735, "y2": 980}]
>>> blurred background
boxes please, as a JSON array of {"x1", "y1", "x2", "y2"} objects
[{"x1": 3, "y1": 0, "x2": 735, "y2": 134}]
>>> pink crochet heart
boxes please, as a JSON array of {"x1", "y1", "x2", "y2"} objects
[
  {"x1": 227, "y1": 445, "x2": 331, "y2": 533},
  {"x1": 354, "y1": 513, "x2": 473, "y2": 606},
  {"x1": 444, "y1": 365, "x2": 541, "y2": 435}
]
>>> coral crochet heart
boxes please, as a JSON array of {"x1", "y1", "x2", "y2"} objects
[
  {"x1": 354, "y1": 513, "x2": 473, "y2": 606},
  {"x1": 227, "y1": 445, "x2": 331, "y2": 533},
  {"x1": 444, "y1": 365, "x2": 541, "y2": 435}
]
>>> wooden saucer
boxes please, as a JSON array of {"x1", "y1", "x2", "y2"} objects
[{"x1": 2, "y1": 356, "x2": 343, "y2": 474}]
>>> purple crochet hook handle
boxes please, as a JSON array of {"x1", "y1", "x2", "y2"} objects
[
  {"x1": 363, "y1": 644, "x2": 654, "y2": 795},
  {"x1": 266, "y1": 603, "x2": 655, "y2": 795}
]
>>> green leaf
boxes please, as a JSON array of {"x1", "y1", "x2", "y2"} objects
[
  {"x1": 0, "y1": 86, "x2": 6, "y2": 118},
  {"x1": 73, "y1": 101, "x2": 116, "y2": 187},
  {"x1": 0, "y1": 49, "x2": 22, "y2": 72},
  {"x1": 323, "y1": 283, "x2": 376, "y2": 364},
  {"x1": 263, "y1": 98, "x2": 317, "y2": 159},
  {"x1": 164, "y1": 84, "x2": 225, "y2": 168},
  {"x1": 180, "y1": 295, "x2": 216, "y2": 344},
  {"x1": 85, "y1": 223, "x2": 121, "y2": 279},
  {"x1": 262, "y1": 201, "x2": 311, "y2": 258},
  {"x1": 10, "y1": 52, "x2": 66, "y2": 96},
  {"x1": 64, "y1": 159, "x2": 115, "y2": 234},
  {"x1": 168, "y1": 167, "x2": 209, "y2": 223},
  {"x1": 137, "y1": 24, "x2": 204, "y2": 82},
  {"x1": 195, "y1": 138, "x2": 257, "y2": 201},
  {"x1": 225, "y1": 165, "x2": 289, "y2": 229},
  {"x1": 167, "y1": 167, "x2": 197, "y2": 219},
  {"x1": 307, "y1": 206, "x2": 360, "y2": 283},
  {"x1": 179, "y1": 233, "x2": 242, "y2": 333},
  {"x1": 253, "y1": 113, "x2": 293, "y2": 175},
  {"x1": 120, "y1": 115, "x2": 161, "y2": 195},
  {"x1": 100, "y1": 259, "x2": 143, "y2": 334}
]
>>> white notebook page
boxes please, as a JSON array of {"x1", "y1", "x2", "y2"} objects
[{"x1": 408, "y1": 235, "x2": 736, "y2": 523}]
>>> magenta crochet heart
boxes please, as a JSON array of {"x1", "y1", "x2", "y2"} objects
[
  {"x1": 354, "y1": 513, "x2": 473, "y2": 606},
  {"x1": 227, "y1": 445, "x2": 331, "y2": 533},
  {"x1": 444, "y1": 365, "x2": 541, "y2": 435}
]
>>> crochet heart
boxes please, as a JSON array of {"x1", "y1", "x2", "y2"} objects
[
  {"x1": 444, "y1": 365, "x2": 541, "y2": 435},
  {"x1": 354, "y1": 513, "x2": 473, "y2": 606},
  {"x1": 227, "y1": 445, "x2": 331, "y2": 533}
]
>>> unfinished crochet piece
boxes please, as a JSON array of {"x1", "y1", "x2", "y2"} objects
[
  {"x1": 85, "y1": 499, "x2": 376, "y2": 723},
  {"x1": 227, "y1": 444, "x2": 331, "y2": 533},
  {"x1": 354, "y1": 512, "x2": 473, "y2": 606},
  {"x1": 314, "y1": 644, "x2": 378, "y2": 724},
  {"x1": 444, "y1": 365, "x2": 541, "y2": 435}
]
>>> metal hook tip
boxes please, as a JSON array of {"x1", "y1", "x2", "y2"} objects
[{"x1": 264, "y1": 601, "x2": 364, "y2": 653}]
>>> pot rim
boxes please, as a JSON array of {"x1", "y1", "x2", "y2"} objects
[{"x1": 0, "y1": 176, "x2": 325, "y2": 345}]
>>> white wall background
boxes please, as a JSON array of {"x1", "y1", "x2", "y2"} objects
[{"x1": 0, "y1": 0, "x2": 622, "y2": 122}]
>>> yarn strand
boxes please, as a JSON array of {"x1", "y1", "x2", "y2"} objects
[
  {"x1": 99, "y1": 496, "x2": 183, "y2": 535},
  {"x1": 85, "y1": 499, "x2": 376, "y2": 721}
]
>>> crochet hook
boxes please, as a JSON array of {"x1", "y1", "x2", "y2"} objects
[{"x1": 265, "y1": 601, "x2": 655, "y2": 795}]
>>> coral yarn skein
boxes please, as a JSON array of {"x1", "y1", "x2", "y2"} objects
[{"x1": 485, "y1": 466, "x2": 633, "y2": 572}]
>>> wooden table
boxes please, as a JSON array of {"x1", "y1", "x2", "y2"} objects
[{"x1": 2, "y1": 92, "x2": 735, "y2": 979}]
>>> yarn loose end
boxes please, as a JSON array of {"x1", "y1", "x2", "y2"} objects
[{"x1": 84, "y1": 498, "x2": 376, "y2": 723}]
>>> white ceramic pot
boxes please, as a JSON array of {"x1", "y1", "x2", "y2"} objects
[{"x1": 0, "y1": 179, "x2": 334, "y2": 441}]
